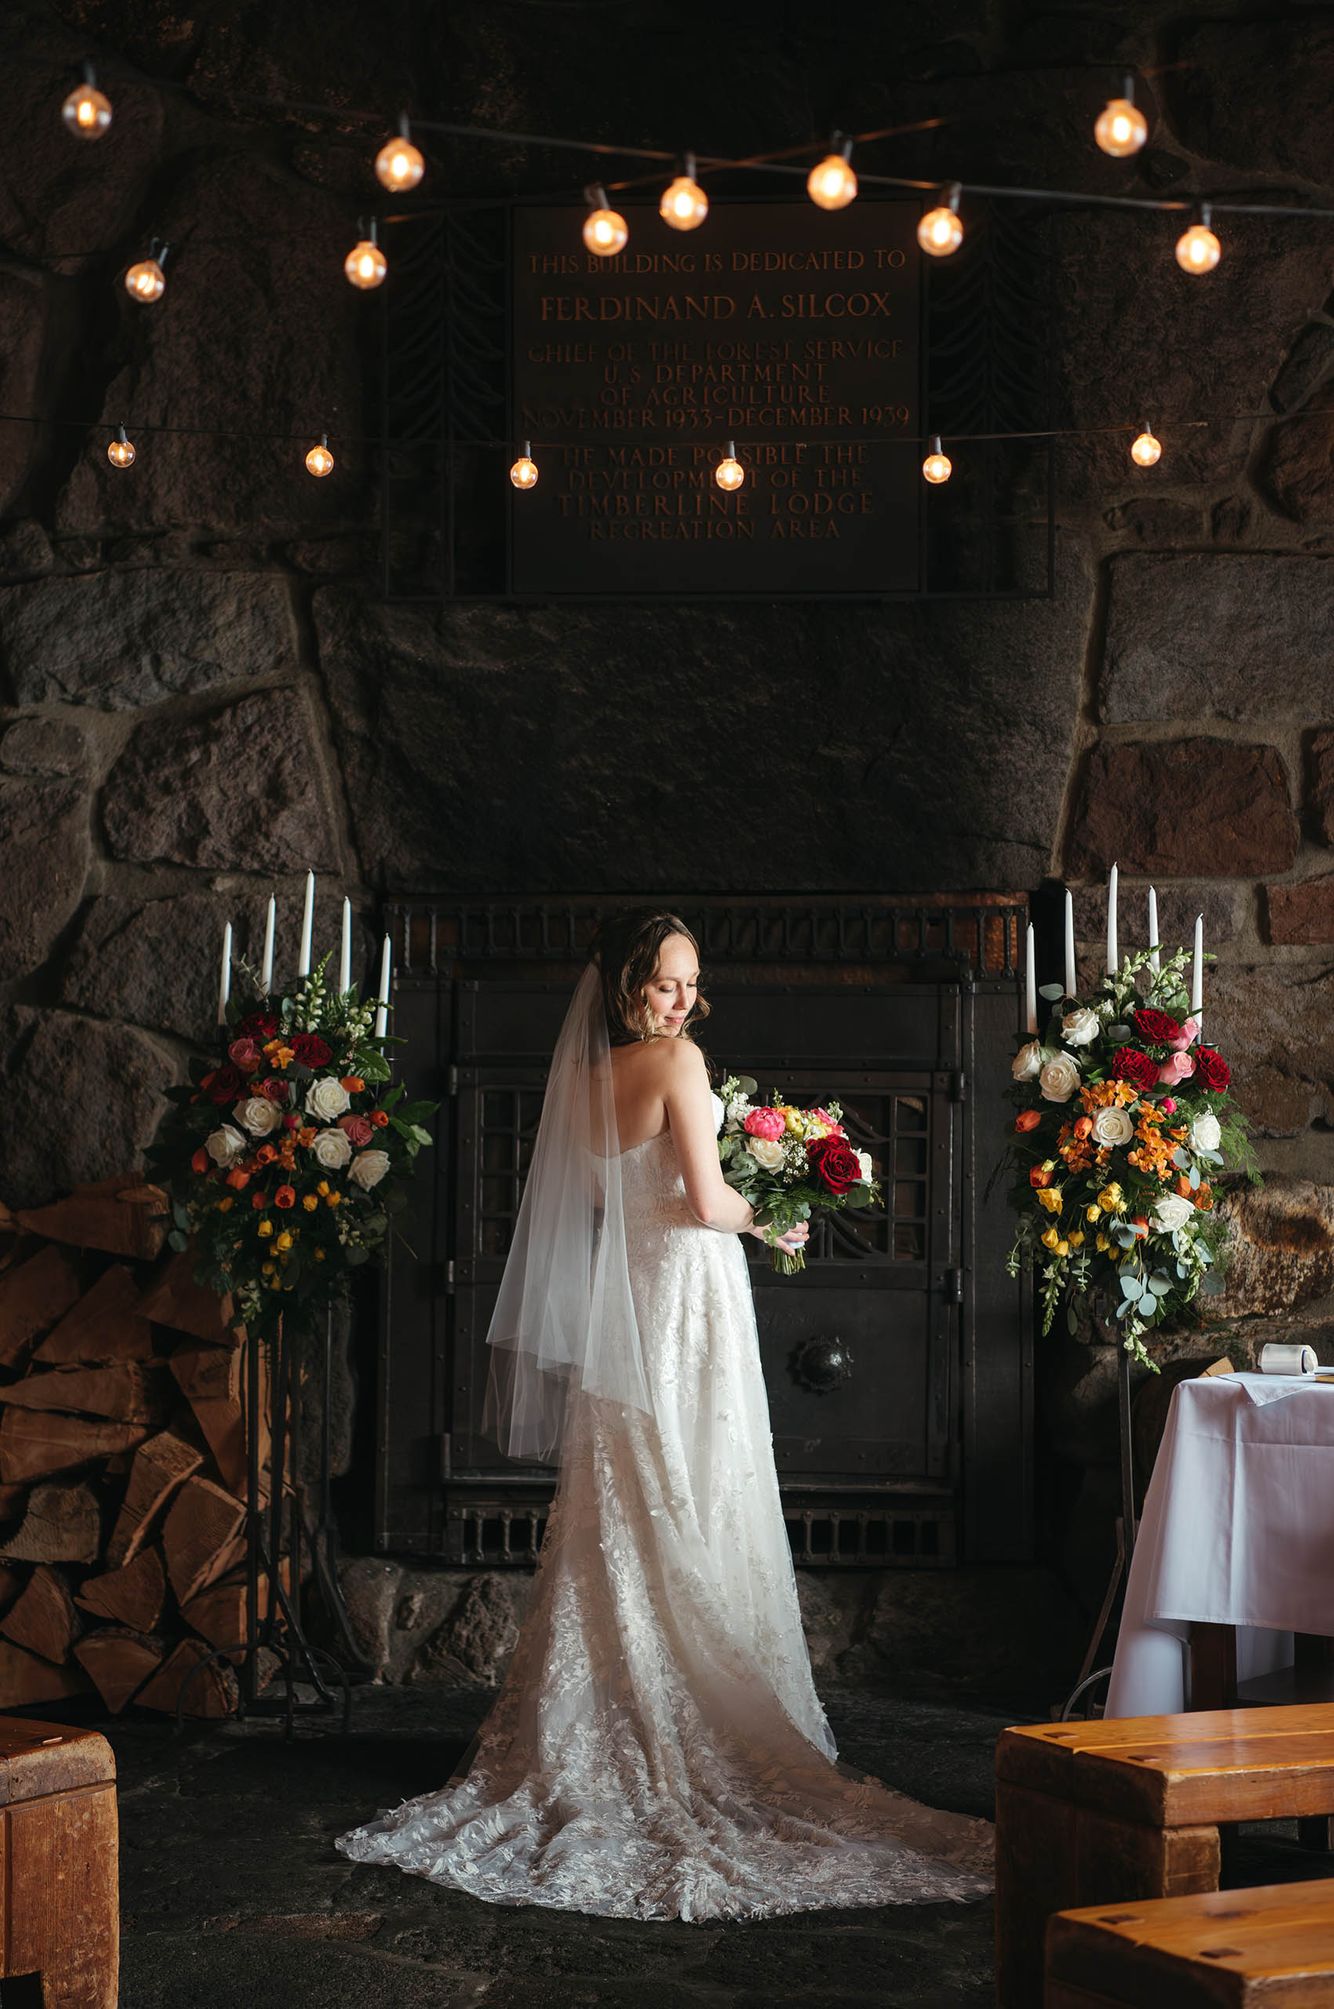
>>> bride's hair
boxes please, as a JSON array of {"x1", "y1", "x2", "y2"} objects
[{"x1": 590, "y1": 908, "x2": 712, "y2": 1047}]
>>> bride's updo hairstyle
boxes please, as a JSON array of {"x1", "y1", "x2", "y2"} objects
[{"x1": 590, "y1": 907, "x2": 712, "y2": 1047}]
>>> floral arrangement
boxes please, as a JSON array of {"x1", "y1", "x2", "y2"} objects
[
  {"x1": 148, "y1": 955, "x2": 436, "y2": 1346},
  {"x1": 1002, "y1": 945, "x2": 1258, "y2": 1367},
  {"x1": 716, "y1": 1074, "x2": 879, "y2": 1274}
]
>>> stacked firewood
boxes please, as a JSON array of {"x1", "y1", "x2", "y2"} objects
[{"x1": 0, "y1": 1175, "x2": 281, "y2": 1719}]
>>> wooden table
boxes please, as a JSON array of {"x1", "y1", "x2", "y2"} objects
[{"x1": 1048, "y1": 1876, "x2": 1334, "y2": 2006}]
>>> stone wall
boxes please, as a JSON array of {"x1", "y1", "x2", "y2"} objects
[{"x1": 0, "y1": 4, "x2": 1331, "y2": 1628}]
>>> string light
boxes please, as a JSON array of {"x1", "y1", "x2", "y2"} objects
[
  {"x1": 922, "y1": 434, "x2": 952, "y2": 483},
  {"x1": 659, "y1": 152, "x2": 708, "y2": 231},
  {"x1": 1176, "y1": 202, "x2": 1222, "y2": 274},
  {"x1": 1130, "y1": 426, "x2": 1162, "y2": 466},
  {"x1": 917, "y1": 183, "x2": 964, "y2": 256},
  {"x1": 344, "y1": 217, "x2": 387, "y2": 289},
  {"x1": 582, "y1": 185, "x2": 629, "y2": 256},
  {"x1": 1094, "y1": 77, "x2": 1149, "y2": 158},
  {"x1": 509, "y1": 440, "x2": 539, "y2": 489},
  {"x1": 375, "y1": 115, "x2": 425, "y2": 193},
  {"x1": 106, "y1": 424, "x2": 135, "y2": 469},
  {"x1": 806, "y1": 137, "x2": 857, "y2": 211},
  {"x1": 124, "y1": 240, "x2": 169, "y2": 303},
  {"x1": 714, "y1": 439, "x2": 745, "y2": 491},
  {"x1": 61, "y1": 63, "x2": 111, "y2": 140},
  {"x1": 305, "y1": 433, "x2": 334, "y2": 477}
]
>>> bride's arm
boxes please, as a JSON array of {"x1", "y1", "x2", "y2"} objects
[{"x1": 660, "y1": 1040, "x2": 756, "y2": 1233}]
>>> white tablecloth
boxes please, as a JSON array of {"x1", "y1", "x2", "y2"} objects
[{"x1": 1106, "y1": 1373, "x2": 1334, "y2": 1718}]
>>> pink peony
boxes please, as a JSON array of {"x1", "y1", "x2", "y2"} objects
[
  {"x1": 338, "y1": 1112, "x2": 376, "y2": 1149},
  {"x1": 1168, "y1": 1016, "x2": 1201, "y2": 1053},
  {"x1": 744, "y1": 1107, "x2": 786, "y2": 1141},
  {"x1": 1157, "y1": 1051, "x2": 1196, "y2": 1086},
  {"x1": 1161, "y1": 1097, "x2": 1178, "y2": 1114},
  {"x1": 808, "y1": 1107, "x2": 847, "y2": 1138},
  {"x1": 228, "y1": 1037, "x2": 263, "y2": 1073}
]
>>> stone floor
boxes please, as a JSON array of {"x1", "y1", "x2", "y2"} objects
[{"x1": 106, "y1": 1680, "x2": 1324, "y2": 2009}]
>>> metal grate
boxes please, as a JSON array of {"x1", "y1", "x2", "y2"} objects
[{"x1": 784, "y1": 1505, "x2": 956, "y2": 1567}]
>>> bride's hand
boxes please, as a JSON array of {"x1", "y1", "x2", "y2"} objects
[{"x1": 748, "y1": 1220, "x2": 809, "y2": 1255}]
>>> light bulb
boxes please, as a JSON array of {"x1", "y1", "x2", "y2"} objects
[
  {"x1": 714, "y1": 440, "x2": 745, "y2": 491},
  {"x1": 922, "y1": 435, "x2": 952, "y2": 484},
  {"x1": 345, "y1": 222, "x2": 387, "y2": 289},
  {"x1": 1175, "y1": 208, "x2": 1221, "y2": 275},
  {"x1": 124, "y1": 256, "x2": 166, "y2": 303},
  {"x1": 806, "y1": 143, "x2": 857, "y2": 212},
  {"x1": 62, "y1": 71, "x2": 112, "y2": 140},
  {"x1": 582, "y1": 187, "x2": 628, "y2": 257},
  {"x1": 509, "y1": 441, "x2": 538, "y2": 490},
  {"x1": 917, "y1": 185, "x2": 964, "y2": 257},
  {"x1": 305, "y1": 436, "x2": 335, "y2": 478},
  {"x1": 375, "y1": 124, "x2": 425, "y2": 193},
  {"x1": 107, "y1": 425, "x2": 135, "y2": 470},
  {"x1": 660, "y1": 155, "x2": 708, "y2": 231},
  {"x1": 1094, "y1": 97, "x2": 1148, "y2": 158},
  {"x1": 1130, "y1": 428, "x2": 1162, "y2": 467}
]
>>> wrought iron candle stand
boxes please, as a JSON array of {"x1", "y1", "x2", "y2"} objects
[{"x1": 1060, "y1": 1340, "x2": 1138, "y2": 1720}]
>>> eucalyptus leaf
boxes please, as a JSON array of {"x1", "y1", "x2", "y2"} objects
[
  {"x1": 167, "y1": 1228, "x2": 189, "y2": 1253},
  {"x1": 1189, "y1": 1167, "x2": 1200, "y2": 1189},
  {"x1": 1138, "y1": 1293, "x2": 1157, "y2": 1317},
  {"x1": 1171, "y1": 1148, "x2": 1190, "y2": 1170},
  {"x1": 1116, "y1": 1298, "x2": 1134, "y2": 1319},
  {"x1": 1120, "y1": 1273, "x2": 1141, "y2": 1297},
  {"x1": 1108, "y1": 1025, "x2": 1132, "y2": 1040},
  {"x1": 1038, "y1": 983, "x2": 1065, "y2": 1001},
  {"x1": 1148, "y1": 1275, "x2": 1172, "y2": 1295}
]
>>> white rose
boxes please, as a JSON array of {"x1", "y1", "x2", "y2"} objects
[
  {"x1": 1153, "y1": 1192, "x2": 1195, "y2": 1233},
  {"x1": 856, "y1": 1149, "x2": 873, "y2": 1185},
  {"x1": 306, "y1": 1076, "x2": 351, "y2": 1122},
  {"x1": 1091, "y1": 1106, "x2": 1134, "y2": 1147},
  {"x1": 1190, "y1": 1111, "x2": 1222, "y2": 1153},
  {"x1": 348, "y1": 1148, "x2": 392, "y2": 1191},
  {"x1": 748, "y1": 1136, "x2": 786, "y2": 1173},
  {"x1": 311, "y1": 1127, "x2": 352, "y2": 1170},
  {"x1": 1012, "y1": 1040, "x2": 1044, "y2": 1082},
  {"x1": 1061, "y1": 1006, "x2": 1101, "y2": 1048},
  {"x1": 235, "y1": 1096, "x2": 282, "y2": 1137},
  {"x1": 205, "y1": 1123, "x2": 246, "y2": 1166},
  {"x1": 726, "y1": 1097, "x2": 751, "y2": 1124},
  {"x1": 1039, "y1": 1054, "x2": 1081, "y2": 1103}
]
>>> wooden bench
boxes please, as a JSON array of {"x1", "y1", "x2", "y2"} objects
[
  {"x1": 0, "y1": 1716, "x2": 118, "y2": 2006},
  {"x1": 996, "y1": 1704, "x2": 1334, "y2": 2009},
  {"x1": 1048, "y1": 1876, "x2": 1334, "y2": 2006}
]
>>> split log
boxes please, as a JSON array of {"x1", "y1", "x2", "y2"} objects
[
  {"x1": 0, "y1": 1635, "x2": 89, "y2": 1708},
  {"x1": 15, "y1": 1177, "x2": 167, "y2": 1261},
  {"x1": 0, "y1": 1409, "x2": 150, "y2": 1485},
  {"x1": 76, "y1": 1547, "x2": 166, "y2": 1634},
  {"x1": 0, "y1": 1481, "x2": 101, "y2": 1564},
  {"x1": 162, "y1": 1475, "x2": 246, "y2": 1605},
  {"x1": 0, "y1": 1245, "x2": 83, "y2": 1370},
  {"x1": 181, "y1": 1560, "x2": 292, "y2": 1663},
  {"x1": 74, "y1": 1628, "x2": 164, "y2": 1714},
  {"x1": 135, "y1": 1637, "x2": 238, "y2": 1719},
  {"x1": 170, "y1": 1343, "x2": 251, "y2": 1494},
  {"x1": 138, "y1": 1250, "x2": 239, "y2": 1346},
  {"x1": 0, "y1": 1566, "x2": 80, "y2": 1664},
  {"x1": 0, "y1": 1565, "x2": 22, "y2": 1616},
  {"x1": 1, "y1": 1362, "x2": 169, "y2": 1428},
  {"x1": 33, "y1": 1265, "x2": 153, "y2": 1365},
  {"x1": 0, "y1": 1485, "x2": 26, "y2": 1522},
  {"x1": 106, "y1": 1431, "x2": 204, "y2": 1568}
]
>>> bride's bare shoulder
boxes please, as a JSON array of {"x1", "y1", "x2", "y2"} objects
[{"x1": 611, "y1": 1037, "x2": 705, "y2": 1080}]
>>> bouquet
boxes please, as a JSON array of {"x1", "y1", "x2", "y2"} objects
[
  {"x1": 716, "y1": 1074, "x2": 880, "y2": 1273},
  {"x1": 1002, "y1": 944, "x2": 1258, "y2": 1368},
  {"x1": 148, "y1": 954, "x2": 436, "y2": 1346}
]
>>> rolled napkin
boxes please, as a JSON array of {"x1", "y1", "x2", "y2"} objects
[{"x1": 1259, "y1": 1341, "x2": 1319, "y2": 1376}]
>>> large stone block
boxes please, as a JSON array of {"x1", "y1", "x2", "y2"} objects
[
  {"x1": 1216, "y1": 1180, "x2": 1334, "y2": 1320},
  {"x1": 1100, "y1": 555, "x2": 1334, "y2": 724},
  {"x1": 1311, "y1": 729, "x2": 1334, "y2": 845},
  {"x1": 0, "y1": 570, "x2": 298, "y2": 709},
  {"x1": 1260, "y1": 408, "x2": 1334, "y2": 527},
  {"x1": 1206, "y1": 962, "x2": 1334, "y2": 1139},
  {"x1": 1266, "y1": 879, "x2": 1334, "y2": 946},
  {"x1": 0, "y1": 719, "x2": 91, "y2": 979},
  {"x1": 0, "y1": 1009, "x2": 174, "y2": 1208},
  {"x1": 1068, "y1": 739, "x2": 1299, "y2": 879},
  {"x1": 1072, "y1": 881, "x2": 1239, "y2": 952},
  {"x1": 101, "y1": 688, "x2": 339, "y2": 872},
  {"x1": 0, "y1": 270, "x2": 46, "y2": 518},
  {"x1": 1166, "y1": 17, "x2": 1334, "y2": 184},
  {"x1": 314, "y1": 546, "x2": 1094, "y2": 893}
]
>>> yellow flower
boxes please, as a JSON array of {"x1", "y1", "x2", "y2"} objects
[
  {"x1": 313, "y1": 1248, "x2": 326, "y2": 1262},
  {"x1": 261, "y1": 1260, "x2": 276, "y2": 1277},
  {"x1": 783, "y1": 1108, "x2": 804, "y2": 1135},
  {"x1": 217, "y1": 1196, "x2": 234, "y2": 1214},
  {"x1": 1085, "y1": 1204, "x2": 1101, "y2": 1224},
  {"x1": 325, "y1": 1190, "x2": 342, "y2": 1208},
  {"x1": 1096, "y1": 1233, "x2": 1110, "y2": 1252},
  {"x1": 1056, "y1": 1239, "x2": 1070, "y2": 1257},
  {"x1": 316, "y1": 1180, "x2": 330, "y2": 1197},
  {"x1": 1097, "y1": 1184, "x2": 1124, "y2": 1213},
  {"x1": 1068, "y1": 1230, "x2": 1085, "y2": 1248},
  {"x1": 257, "y1": 1218, "x2": 274, "y2": 1238},
  {"x1": 275, "y1": 1230, "x2": 293, "y2": 1252},
  {"x1": 1036, "y1": 1187, "x2": 1064, "y2": 1214},
  {"x1": 302, "y1": 1193, "x2": 319, "y2": 1213},
  {"x1": 1041, "y1": 1226, "x2": 1063, "y2": 1252}
]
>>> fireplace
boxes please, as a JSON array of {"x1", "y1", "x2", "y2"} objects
[{"x1": 372, "y1": 897, "x2": 1032, "y2": 1569}]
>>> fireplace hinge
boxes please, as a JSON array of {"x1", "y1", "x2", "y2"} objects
[
  {"x1": 946, "y1": 1266, "x2": 963, "y2": 1304},
  {"x1": 442, "y1": 1258, "x2": 456, "y2": 1295},
  {"x1": 437, "y1": 1432, "x2": 452, "y2": 1481},
  {"x1": 950, "y1": 1070, "x2": 967, "y2": 1102},
  {"x1": 446, "y1": 1063, "x2": 459, "y2": 1095}
]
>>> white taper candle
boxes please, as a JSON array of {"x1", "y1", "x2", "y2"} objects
[
  {"x1": 339, "y1": 897, "x2": 352, "y2": 994},
  {"x1": 1063, "y1": 888, "x2": 1076, "y2": 998},
  {"x1": 217, "y1": 921, "x2": 233, "y2": 1025},
  {"x1": 1191, "y1": 913, "x2": 1204, "y2": 1017},
  {"x1": 1024, "y1": 923, "x2": 1037, "y2": 1035},
  {"x1": 1147, "y1": 885, "x2": 1160, "y2": 973},
  {"x1": 374, "y1": 932, "x2": 392, "y2": 1040},
  {"x1": 297, "y1": 870, "x2": 315, "y2": 978},
  {"x1": 260, "y1": 895, "x2": 276, "y2": 993},
  {"x1": 1106, "y1": 861, "x2": 1118, "y2": 976}
]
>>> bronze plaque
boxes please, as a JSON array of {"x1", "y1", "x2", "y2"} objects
[{"x1": 510, "y1": 200, "x2": 922, "y2": 596}]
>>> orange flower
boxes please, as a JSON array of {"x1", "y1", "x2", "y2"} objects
[
  {"x1": 255, "y1": 1142, "x2": 278, "y2": 1166},
  {"x1": 1196, "y1": 1183, "x2": 1214, "y2": 1211},
  {"x1": 1014, "y1": 1110, "x2": 1041, "y2": 1134},
  {"x1": 1174, "y1": 1174, "x2": 1193, "y2": 1199},
  {"x1": 251, "y1": 1191, "x2": 265, "y2": 1209},
  {"x1": 297, "y1": 1127, "x2": 317, "y2": 1149},
  {"x1": 216, "y1": 1196, "x2": 234, "y2": 1213},
  {"x1": 191, "y1": 1146, "x2": 209, "y2": 1175},
  {"x1": 340, "y1": 1076, "x2": 365, "y2": 1094},
  {"x1": 1073, "y1": 1115, "x2": 1093, "y2": 1141},
  {"x1": 274, "y1": 1185, "x2": 296, "y2": 1210},
  {"x1": 225, "y1": 1167, "x2": 250, "y2": 1190},
  {"x1": 1029, "y1": 1164, "x2": 1054, "y2": 1189},
  {"x1": 371, "y1": 1109, "x2": 389, "y2": 1128}
]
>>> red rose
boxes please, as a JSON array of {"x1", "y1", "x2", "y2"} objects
[
  {"x1": 1112, "y1": 1047, "x2": 1159, "y2": 1093},
  {"x1": 337, "y1": 1113, "x2": 375, "y2": 1149},
  {"x1": 203, "y1": 1063, "x2": 245, "y2": 1106},
  {"x1": 807, "y1": 1135, "x2": 861, "y2": 1196},
  {"x1": 1195, "y1": 1047, "x2": 1231, "y2": 1091},
  {"x1": 1133, "y1": 1008, "x2": 1183, "y2": 1047},
  {"x1": 239, "y1": 1011, "x2": 280, "y2": 1040},
  {"x1": 256, "y1": 1076, "x2": 290, "y2": 1103},
  {"x1": 290, "y1": 1032, "x2": 332, "y2": 1068}
]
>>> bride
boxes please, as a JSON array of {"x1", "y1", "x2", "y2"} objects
[{"x1": 337, "y1": 908, "x2": 992, "y2": 1920}]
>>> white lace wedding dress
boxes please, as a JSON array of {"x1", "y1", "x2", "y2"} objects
[{"x1": 336, "y1": 1098, "x2": 992, "y2": 1921}]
